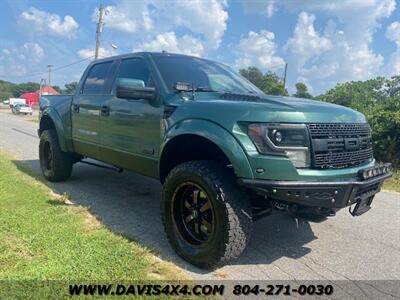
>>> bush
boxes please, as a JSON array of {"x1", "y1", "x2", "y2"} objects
[{"x1": 318, "y1": 78, "x2": 400, "y2": 167}]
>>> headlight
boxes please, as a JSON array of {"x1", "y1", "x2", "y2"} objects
[{"x1": 248, "y1": 123, "x2": 311, "y2": 168}]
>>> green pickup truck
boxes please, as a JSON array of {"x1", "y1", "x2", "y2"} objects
[{"x1": 39, "y1": 52, "x2": 392, "y2": 268}]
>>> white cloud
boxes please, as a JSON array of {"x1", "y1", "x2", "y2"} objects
[
  {"x1": 235, "y1": 30, "x2": 285, "y2": 70},
  {"x1": 243, "y1": 0, "x2": 395, "y2": 21},
  {"x1": 97, "y1": 0, "x2": 228, "y2": 52},
  {"x1": 0, "y1": 43, "x2": 45, "y2": 76},
  {"x1": 241, "y1": 0, "x2": 396, "y2": 92},
  {"x1": 23, "y1": 43, "x2": 44, "y2": 63},
  {"x1": 386, "y1": 21, "x2": 400, "y2": 46},
  {"x1": 285, "y1": 12, "x2": 332, "y2": 64},
  {"x1": 134, "y1": 32, "x2": 204, "y2": 57},
  {"x1": 93, "y1": 2, "x2": 152, "y2": 33},
  {"x1": 278, "y1": 0, "x2": 395, "y2": 92},
  {"x1": 242, "y1": 0, "x2": 275, "y2": 18},
  {"x1": 77, "y1": 47, "x2": 113, "y2": 59},
  {"x1": 20, "y1": 7, "x2": 79, "y2": 38},
  {"x1": 167, "y1": 0, "x2": 228, "y2": 49},
  {"x1": 385, "y1": 22, "x2": 400, "y2": 76}
]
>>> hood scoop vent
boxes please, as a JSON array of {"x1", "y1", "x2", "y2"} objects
[{"x1": 220, "y1": 92, "x2": 260, "y2": 102}]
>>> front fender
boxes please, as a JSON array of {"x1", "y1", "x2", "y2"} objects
[
  {"x1": 163, "y1": 119, "x2": 254, "y2": 179},
  {"x1": 40, "y1": 107, "x2": 69, "y2": 152}
]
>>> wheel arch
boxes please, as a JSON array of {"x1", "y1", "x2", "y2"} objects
[
  {"x1": 39, "y1": 108, "x2": 68, "y2": 152},
  {"x1": 159, "y1": 119, "x2": 254, "y2": 183}
]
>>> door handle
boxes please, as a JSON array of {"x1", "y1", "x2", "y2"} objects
[
  {"x1": 101, "y1": 105, "x2": 110, "y2": 116},
  {"x1": 72, "y1": 104, "x2": 79, "y2": 113}
]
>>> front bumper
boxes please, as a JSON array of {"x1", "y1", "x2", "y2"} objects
[{"x1": 238, "y1": 169, "x2": 392, "y2": 210}]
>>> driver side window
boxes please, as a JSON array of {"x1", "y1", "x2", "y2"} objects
[{"x1": 115, "y1": 58, "x2": 153, "y2": 90}]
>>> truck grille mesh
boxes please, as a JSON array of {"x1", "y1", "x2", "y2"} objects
[{"x1": 307, "y1": 123, "x2": 373, "y2": 169}]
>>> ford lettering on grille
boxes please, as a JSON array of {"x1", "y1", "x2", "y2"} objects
[{"x1": 307, "y1": 123, "x2": 373, "y2": 169}]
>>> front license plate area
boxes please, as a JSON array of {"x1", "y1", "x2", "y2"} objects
[{"x1": 349, "y1": 196, "x2": 374, "y2": 216}]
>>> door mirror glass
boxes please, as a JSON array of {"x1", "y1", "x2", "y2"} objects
[{"x1": 116, "y1": 78, "x2": 155, "y2": 100}]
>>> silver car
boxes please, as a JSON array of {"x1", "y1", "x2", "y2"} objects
[{"x1": 12, "y1": 104, "x2": 33, "y2": 115}]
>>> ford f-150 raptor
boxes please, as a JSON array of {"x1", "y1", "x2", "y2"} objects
[{"x1": 38, "y1": 52, "x2": 392, "y2": 268}]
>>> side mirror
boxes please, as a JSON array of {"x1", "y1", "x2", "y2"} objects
[{"x1": 116, "y1": 78, "x2": 156, "y2": 100}]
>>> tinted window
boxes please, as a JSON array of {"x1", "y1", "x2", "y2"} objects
[
  {"x1": 116, "y1": 58, "x2": 152, "y2": 87},
  {"x1": 152, "y1": 54, "x2": 263, "y2": 95},
  {"x1": 83, "y1": 61, "x2": 113, "y2": 94}
]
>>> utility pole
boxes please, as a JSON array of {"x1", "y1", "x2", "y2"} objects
[
  {"x1": 47, "y1": 65, "x2": 53, "y2": 86},
  {"x1": 283, "y1": 62, "x2": 288, "y2": 90},
  {"x1": 39, "y1": 78, "x2": 47, "y2": 97},
  {"x1": 95, "y1": 4, "x2": 105, "y2": 60}
]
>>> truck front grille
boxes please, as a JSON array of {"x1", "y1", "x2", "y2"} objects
[{"x1": 307, "y1": 123, "x2": 373, "y2": 169}]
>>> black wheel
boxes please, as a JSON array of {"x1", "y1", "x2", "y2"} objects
[
  {"x1": 39, "y1": 129, "x2": 73, "y2": 182},
  {"x1": 161, "y1": 160, "x2": 252, "y2": 268}
]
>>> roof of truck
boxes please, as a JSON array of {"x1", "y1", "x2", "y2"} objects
[{"x1": 93, "y1": 51, "x2": 209, "y2": 63}]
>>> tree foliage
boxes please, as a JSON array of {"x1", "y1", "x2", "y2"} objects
[
  {"x1": 318, "y1": 77, "x2": 400, "y2": 166},
  {"x1": 11, "y1": 82, "x2": 40, "y2": 97},
  {"x1": 240, "y1": 67, "x2": 288, "y2": 96},
  {"x1": 63, "y1": 81, "x2": 78, "y2": 94},
  {"x1": 293, "y1": 82, "x2": 313, "y2": 98},
  {"x1": 239, "y1": 67, "x2": 399, "y2": 166},
  {"x1": 0, "y1": 80, "x2": 79, "y2": 100}
]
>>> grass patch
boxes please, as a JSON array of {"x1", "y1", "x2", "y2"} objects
[
  {"x1": 0, "y1": 152, "x2": 186, "y2": 284},
  {"x1": 383, "y1": 168, "x2": 400, "y2": 192}
]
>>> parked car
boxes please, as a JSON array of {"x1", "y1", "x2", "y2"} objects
[
  {"x1": 12, "y1": 104, "x2": 33, "y2": 115},
  {"x1": 38, "y1": 52, "x2": 392, "y2": 268}
]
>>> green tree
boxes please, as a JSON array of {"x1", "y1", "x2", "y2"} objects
[
  {"x1": 240, "y1": 67, "x2": 288, "y2": 96},
  {"x1": 52, "y1": 85, "x2": 62, "y2": 94},
  {"x1": 12, "y1": 82, "x2": 40, "y2": 97},
  {"x1": 0, "y1": 79, "x2": 14, "y2": 101},
  {"x1": 293, "y1": 82, "x2": 313, "y2": 98},
  {"x1": 63, "y1": 81, "x2": 78, "y2": 94},
  {"x1": 318, "y1": 77, "x2": 400, "y2": 166}
]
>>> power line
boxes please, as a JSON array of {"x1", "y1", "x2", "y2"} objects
[
  {"x1": 0, "y1": 69, "x2": 48, "y2": 79},
  {"x1": 0, "y1": 55, "x2": 94, "y2": 79},
  {"x1": 52, "y1": 55, "x2": 95, "y2": 72}
]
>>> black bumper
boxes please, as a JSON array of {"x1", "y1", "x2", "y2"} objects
[{"x1": 238, "y1": 172, "x2": 392, "y2": 209}]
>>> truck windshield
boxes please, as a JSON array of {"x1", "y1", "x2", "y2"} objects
[{"x1": 152, "y1": 54, "x2": 264, "y2": 95}]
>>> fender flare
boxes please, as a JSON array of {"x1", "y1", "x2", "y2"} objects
[
  {"x1": 161, "y1": 119, "x2": 254, "y2": 179},
  {"x1": 39, "y1": 107, "x2": 69, "y2": 152}
]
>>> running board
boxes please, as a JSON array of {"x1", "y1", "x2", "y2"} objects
[{"x1": 79, "y1": 160, "x2": 123, "y2": 173}]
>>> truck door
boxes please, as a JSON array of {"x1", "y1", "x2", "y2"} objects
[
  {"x1": 99, "y1": 57, "x2": 163, "y2": 177},
  {"x1": 72, "y1": 61, "x2": 115, "y2": 159}
]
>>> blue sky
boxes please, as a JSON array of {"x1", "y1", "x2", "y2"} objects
[{"x1": 0, "y1": 0, "x2": 399, "y2": 95}]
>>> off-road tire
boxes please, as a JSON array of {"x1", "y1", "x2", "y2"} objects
[
  {"x1": 39, "y1": 129, "x2": 73, "y2": 182},
  {"x1": 161, "y1": 160, "x2": 252, "y2": 268}
]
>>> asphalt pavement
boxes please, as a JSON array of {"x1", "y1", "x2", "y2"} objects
[{"x1": 1, "y1": 110, "x2": 399, "y2": 284}]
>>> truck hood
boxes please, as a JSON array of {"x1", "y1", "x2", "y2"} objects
[{"x1": 169, "y1": 94, "x2": 367, "y2": 126}]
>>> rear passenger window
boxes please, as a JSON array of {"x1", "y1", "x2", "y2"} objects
[{"x1": 82, "y1": 61, "x2": 113, "y2": 94}]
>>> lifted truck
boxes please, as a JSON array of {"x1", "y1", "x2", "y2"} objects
[{"x1": 38, "y1": 52, "x2": 392, "y2": 268}]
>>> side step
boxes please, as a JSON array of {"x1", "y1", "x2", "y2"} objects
[{"x1": 79, "y1": 160, "x2": 123, "y2": 173}]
